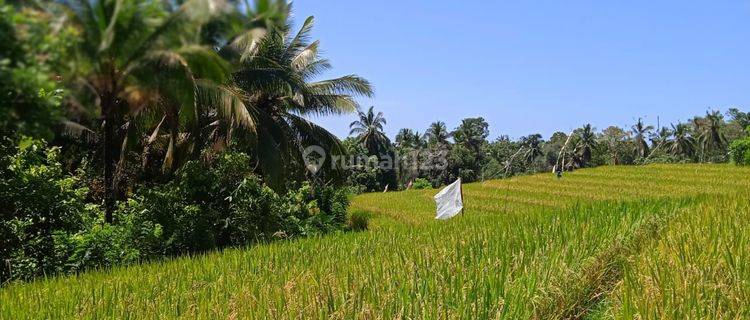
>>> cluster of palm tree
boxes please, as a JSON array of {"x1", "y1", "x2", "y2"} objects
[
  {"x1": 345, "y1": 106, "x2": 746, "y2": 190},
  {"x1": 56, "y1": 0, "x2": 372, "y2": 221},
  {"x1": 562, "y1": 111, "x2": 733, "y2": 170},
  {"x1": 632, "y1": 111, "x2": 730, "y2": 162}
]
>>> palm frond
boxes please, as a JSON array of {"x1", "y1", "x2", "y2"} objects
[
  {"x1": 98, "y1": 0, "x2": 124, "y2": 53},
  {"x1": 291, "y1": 40, "x2": 319, "y2": 72},
  {"x1": 123, "y1": 8, "x2": 186, "y2": 70},
  {"x1": 284, "y1": 16, "x2": 314, "y2": 61},
  {"x1": 148, "y1": 115, "x2": 167, "y2": 144},
  {"x1": 287, "y1": 94, "x2": 358, "y2": 116},
  {"x1": 286, "y1": 113, "x2": 343, "y2": 155},
  {"x1": 176, "y1": 45, "x2": 231, "y2": 82},
  {"x1": 307, "y1": 75, "x2": 374, "y2": 97},
  {"x1": 195, "y1": 80, "x2": 257, "y2": 132},
  {"x1": 59, "y1": 120, "x2": 99, "y2": 144}
]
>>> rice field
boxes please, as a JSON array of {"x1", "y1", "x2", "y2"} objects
[{"x1": 2, "y1": 164, "x2": 750, "y2": 319}]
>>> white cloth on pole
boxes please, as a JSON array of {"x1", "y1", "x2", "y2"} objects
[{"x1": 434, "y1": 178, "x2": 463, "y2": 220}]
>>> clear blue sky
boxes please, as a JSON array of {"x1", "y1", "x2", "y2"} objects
[{"x1": 293, "y1": 1, "x2": 750, "y2": 140}]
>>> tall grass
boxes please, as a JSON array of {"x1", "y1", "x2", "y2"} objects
[{"x1": 1, "y1": 164, "x2": 749, "y2": 319}]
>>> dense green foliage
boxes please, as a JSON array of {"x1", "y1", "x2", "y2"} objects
[
  {"x1": 0, "y1": 138, "x2": 350, "y2": 283},
  {"x1": 0, "y1": 137, "x2": 93, "y2": 281},
  {"x1": 1, "y1": 0, "x2": 749, "y2": 317},
  {"x1": 118, "y1": 152, "x2": 349, "y2": 256},
  {"x1": 0, "y1": 4, "x2": 69, "y2": 139},
  {"x1": 729, "y1": 134, "x2": 750, "y2": 165},
  {"x1": 411, "y1": 177, "x2": 432, "y2": 189}
]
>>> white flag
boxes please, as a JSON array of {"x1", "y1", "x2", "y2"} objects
[{"x1": 434, "y1": 178, "x2": 464, "y2": 220}]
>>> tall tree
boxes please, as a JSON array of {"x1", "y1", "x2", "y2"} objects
[
  {"x1": 576, "y1": 124, "x2": 597, "y2": 166},
  {"x1": 727, "y1": 108, "x2": 750, "y2": 130},
  {"x1": 646, "y1": 126, "x2": 673, "y2": 159},
  {"x1": 349, "y1": 106, "x2": 389, "y2": 155},
  {"x1": 395, "y1": 128, "x2": 423, "y2": 150},
  {"x1": 668, "y1": 122, "x2": 696, "y2": 159},
  {"x1": 424, "y1": 121, "x2": 451, "y2": 147},
  {"x1": 695, "y1": 110, "x2": 727, "y2": 161},
  {"x1": 62, "y1": 0, "x2": 226, "y2": 222},
  {"x1": 228, "y1": 16, "x2": 373, "y2": 187},
  {"x1": 520, "y1": 134, "x2": 544, "y2": 166},
  {"x1": 631, "y1": 118, "x2": 653, "y2": 158},
  {"x1": 450, "y1": 117, "x2": 489, "y2": 182},
  {"x1": 601, "y1": 126, "x2": 631, "y2": 165},
  {"x1": 452, "y1": 117, "x2": 489, "y2": 153}
]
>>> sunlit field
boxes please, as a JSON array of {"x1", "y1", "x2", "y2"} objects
[{"x1": 2, "y1": 164, "x2": 749, "y2": 319}]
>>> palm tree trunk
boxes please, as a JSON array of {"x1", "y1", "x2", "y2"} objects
[
  {"x1": 192, "y1": 105, "x2": 205, "y2": 160},
  {"x1": 102, "y1": 94, "x2": 116, "y2": 224}
]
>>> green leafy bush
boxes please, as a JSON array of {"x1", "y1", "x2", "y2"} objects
[
  {"x1": 57, "y1": 223, "x2": 139, "y2": 273},
  {"x1": 0, "y1": 137, "x2": 93, "y2": 282},
  {"x1": 634, "y1": 154, "x2": 686, "y2": 165},
  {"x1": 1, "y1": 142, "x2": 352, "y2": 283},
  {"x1": 729, "y1": 139, "x2": 750, "y2": 165},
  {"x1": 412, "y1": 178, "x2": 432, "y2": 189},
  {"x1": 117, "y1": 152, "x2": 351, "y2": 258}
]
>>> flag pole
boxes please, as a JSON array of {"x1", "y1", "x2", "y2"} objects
[{"x1": 460, "y1": 179, "x2": 465, "y2": 216}]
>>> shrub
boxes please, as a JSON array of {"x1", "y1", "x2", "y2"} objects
[
  {"x1": 117, "y1": 152, "x2": 352, "y2": 258},
  {"x1": 729, "y1": 139, "x2": 750, "y2": 165},
  {"x1": 0, "y1": 137, "x2": 93, "y2": 282},
  {"x1": 1, "y1": 146, "x2": 353, "y2": 283},
  {"x1": 634, "y1": 154, "x2": 686, "y2": 165},
  {"x1": 412, "y1": 178, "x2": 432, "y2": 189},
  {"x1": 58, "y1": 222, "x2": 139, "y2": 273},
  {"x1": 347, "y1": 210, "x2": 371, "y2": 231}
]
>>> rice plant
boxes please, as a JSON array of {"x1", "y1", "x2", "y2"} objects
[{"x1": 1, "y1": 164, "x2": 749, "y2": 319}]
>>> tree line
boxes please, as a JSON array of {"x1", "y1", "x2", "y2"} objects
[{"x1": 344, "y1": 107, "x2": 750, "y2": 191}]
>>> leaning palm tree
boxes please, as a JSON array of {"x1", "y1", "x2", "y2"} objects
[
  {"x1": 577, "y1": 124, "x2": 597, "y2": 166},
  {"x1": 645, "y1": 126, "x2": 672, "y2": 159},
  {"x1": 62, "y1": 0, "x2": 230, "y2": 222},
  {"x1": 349, "y1": 106, "x2": 389, "y2": 155},
  {"x1": 424, "y1": 121, "x2": 451, "y2": 147},
  {"x1": 631, "y1": 118, "x2": 653, "y2": 158},
  {"x1": 225, "y1": 16, "x2": 372, "y2": 187}
]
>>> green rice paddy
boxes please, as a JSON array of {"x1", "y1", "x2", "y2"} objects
[{"x1": 2, "y1": 164, "x2": 749, "y2": 319}]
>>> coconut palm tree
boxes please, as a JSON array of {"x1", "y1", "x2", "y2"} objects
[
  {"x1": 668, "y1": 122, "x2": 696, "y2": 159},
  {"x1": 424, "y1": 121, "x2": 451, "y2": 147},
  {"x1": 645, "y1": 126, "x2": 672, "y2": 159},
  {"x1": 631, "y1": 118, "x2": 653, "y2": 158},
  {"x1": 225, "y1": 16, "x2": 373, "y2": 187},
  {"x1": 695, "y1": 110, "x2": 727, "y2": 161},
  {"x1": 395, "y1": 128, "x2": 423, "y2": 150},
  {"x1": 577, "y1": 124, "x2": 597, "y2": 166},
  {"x1": 349, "y1": 106, "x2": 389, "y2": 155},
  {"x1": 62, "y1": 0, "x2": 235, "y2": 222},
  {"x1": 520, "y1": 134, "x2": 544, "y2": 165}
]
